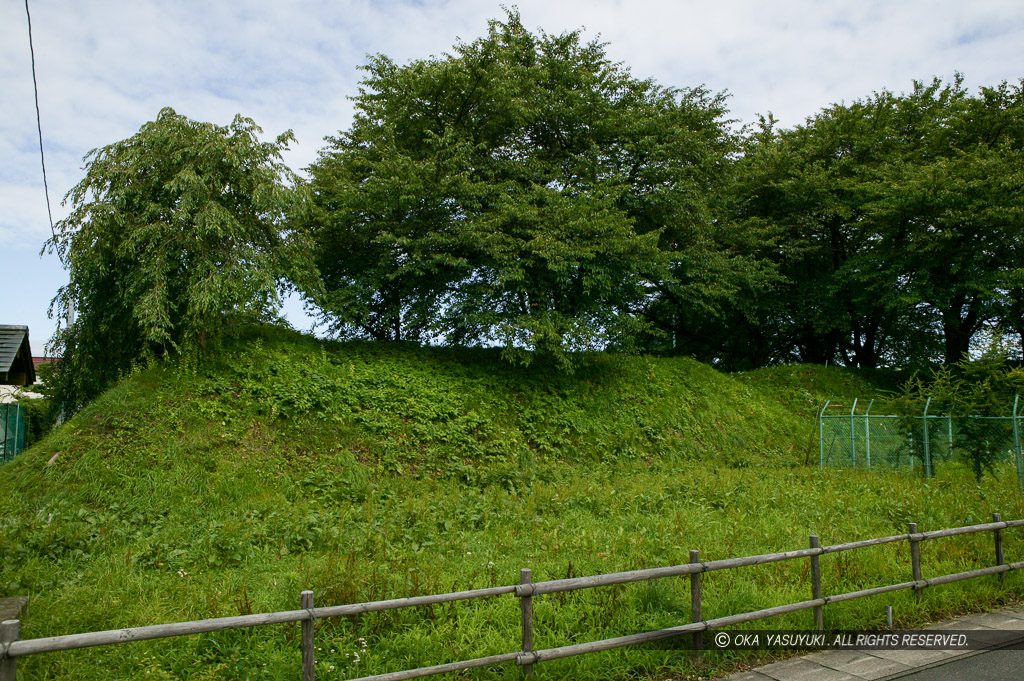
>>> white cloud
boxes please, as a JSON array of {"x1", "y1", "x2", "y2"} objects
[{"x1": 2, "y1": 0, "x2": 1022, "y2": 342}]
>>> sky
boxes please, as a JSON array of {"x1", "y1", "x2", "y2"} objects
[{"x1": 3, "y1": 0, "x2": 1023, "y2": 356}]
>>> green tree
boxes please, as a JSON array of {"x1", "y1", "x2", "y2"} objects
[
  {"x1": 865, "y1": 77, "x2": 1024, "y2": 365},
  {"x1": 46, "y1": 108, "x2": 312, "y2": 414},
  {"x1": 894, "y1": 338, "x2": 1024, "y2": 480},
  {"x1": 733, "y1": 77, "x2": 1024, "y2": 368},
  {"x1": 1003, "y1": 290, "x2": 1024, "y2": 360},
  {"x1": 732, "y1": 100, "x2": 942, "y2": 368},
  {"x1": 307, "y1": 12, "x2": 760, "y2": 366}
]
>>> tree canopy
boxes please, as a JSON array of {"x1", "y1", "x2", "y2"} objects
[
  {"x1": 46, "y1": 107, "x2": 312, "y2": 413},
  {"x1": 42, "y1": 14, "x2": 1024, "y2": 412},
  {"x1": 306, "y1": 12, "x2": 764, "y2": 366},
  {"x1": 729, "y1": 76, "x2": 1024, "y2": 368}
]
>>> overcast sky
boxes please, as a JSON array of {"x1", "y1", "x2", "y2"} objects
[{"x1": 3, "y1": 0, "x2": 1023, "y2": 354}]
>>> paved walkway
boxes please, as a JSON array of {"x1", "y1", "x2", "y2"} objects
[{"x1": 726, "y1": 607, "x2": 1024, "y2": 681}]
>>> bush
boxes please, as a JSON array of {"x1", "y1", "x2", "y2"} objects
[{"x1": 17, "y1": 397, "x2": 55, "y2": 448}]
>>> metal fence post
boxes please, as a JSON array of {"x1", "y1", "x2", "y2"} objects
[
  {"x1": 301, "y1": 590, "x2": 315, "y2": 681},
  {"x1": 922, "y1": 398, "x2": 932, "y2": 478},
  {"x1": 819, "y1": 401, "x2": 830, "y2": 468},
  {"x1": 1, "y1": 403, "x2": 7, "y2": 462},
  {"x1": 909, "y1": 523, "x2": 922, "y2": 602},
  {"x1": 1013, "y1": 395, "x2": 1023, "y2": 495},
  {"x1": 1, "y1": 619, "x2": 20, "y2": 681},
  {"x1": 690, "y1": 550, "x2": 703, "y2": 663},
  {"x1": 908, "y1": 421, "x2": 915, "y2": 471},
  {"x1": 810, "y1": 536, "x2": 823, "y2": 631},
  {"x1": 850, "y1": 399, "x2": 858, "y2": 467},
  {"x1": 17, "y1": 404, "x2": 25, "y2": 456},
  {"x1": 520, "y1": 569, "x2": 534, "y2": 679},
  {"x1": 864, "y1": 400, "x2": 874, "y2": 469},
  {"x1": 14, "y1": 405, "x2": 23, "y2": 457},
  {"x1": 947, "y1": 416, "x2": 954, "y2": 460}
]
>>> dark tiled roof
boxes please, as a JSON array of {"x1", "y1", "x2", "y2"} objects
[
  {"x1": 0, "y1": 326, "x2": 29, "y2": 372},
  {"x1": 0, "y1": 326, "x2": 36, "y2": 384}
]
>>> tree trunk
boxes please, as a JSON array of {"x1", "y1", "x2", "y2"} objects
[{"x1": 939, "y1": 293, "x2": 983, "y2": 365}]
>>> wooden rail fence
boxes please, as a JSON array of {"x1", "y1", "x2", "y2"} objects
[{"x1": 2, "y1": 514, "x2": 1023, "y2": 680}]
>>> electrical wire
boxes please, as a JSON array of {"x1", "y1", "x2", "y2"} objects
[
  {"x1": 25, "y1": 0, "x2": 74, "y2": 330},
  {"x1": 24, "y1": 0, "x2": 56, "y2": 239}
]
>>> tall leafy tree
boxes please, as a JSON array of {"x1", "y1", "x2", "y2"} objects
[
  {"x1": 733, "y1": 77, "x2": 1024, "y2": 368},
  {"x1": 307, "y1": 12, "x2": 760, "y2": 366},
  {"x1": 46, "y1": 108, "x2": 312, "y2": 414},
  {"x1": 866, "y1": 77, "x2": 1024, "y2": 365},
  {"x1": 731, "y1": 102, "x2": 939, "y2": 368}
]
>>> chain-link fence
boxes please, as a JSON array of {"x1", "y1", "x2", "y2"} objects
[
  {"x1": 818, "y1": 396, "x2": 1023, "y2": 484},
  {"x1": 2, "y1": 402, "x2": 27, "y2": 464}
]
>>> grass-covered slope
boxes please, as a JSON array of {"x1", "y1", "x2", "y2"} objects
[{"x1": 2, "y1": 326, "x2": 1022, "y2": 680}]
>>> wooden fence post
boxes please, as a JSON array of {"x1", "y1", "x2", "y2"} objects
[
  {"x1": 909, "y1": 523, "x2": 922, "y2": 602},
  {"x1": 301, "y1": 590, "x2": 315, "y2": 681},
  {"x1": 520, "y1": 569, "x2": 534, "y2": 679},
  {"x1": 690, "y1": 550, "x2": 702, "y2": 664},
  {"x1": 993, "y1": 513, "x2": 1005, "y2": 581},
  {"x1": 810, "y1": 536, "x2": 823, "y2": 631},
  {"x1": 1, "y1": 619, "x2": 20, "y2": 681}
]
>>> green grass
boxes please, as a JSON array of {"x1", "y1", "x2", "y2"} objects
[{"x1": 1, "y1": 325, "x2": 1022, "y2": 680}]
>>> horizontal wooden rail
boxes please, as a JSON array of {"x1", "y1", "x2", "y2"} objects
[
  {"x1": 921, "y1": 560, "x2": 1024, "y2": 588},
  {"x1": 523, "y1": 599, "x2": 826, "y2": 664},
  {"x1": 2, "y1": 517, "x2": 1022, "y2": 681},
  {"x1": 6, "y1": 609, "x2": 310, "y2": 657},
  {"x1": 519, "y1": 519, "x2": 1024, "y2": 598},
  {"x1": 918, "y1": 519, "x2": 1024, "y2": 541},
  {"x1": 5, "y1": 585, "x2": 518, "y2": 658},
  {"x1": 311, "y1": 585, "x2": 517, "y2": 619},
  {"x1": 520, "y1": 559, "x2": 1024, "y2": 668}
]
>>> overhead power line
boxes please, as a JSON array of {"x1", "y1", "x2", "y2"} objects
[
  {"x1": 25, "y1": 0, "x2": 75, "y2": 330},
  {"x1": 24, "y1": 0, "x2": 56, "y2": 240}
]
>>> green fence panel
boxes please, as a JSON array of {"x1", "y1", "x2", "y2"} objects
[
  {"x1": 1, "y1": 402, "x2": 27, "y2": 464},
  {"x1": 819, "y1": 399, "x2": 1022, "y2": 480}
]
